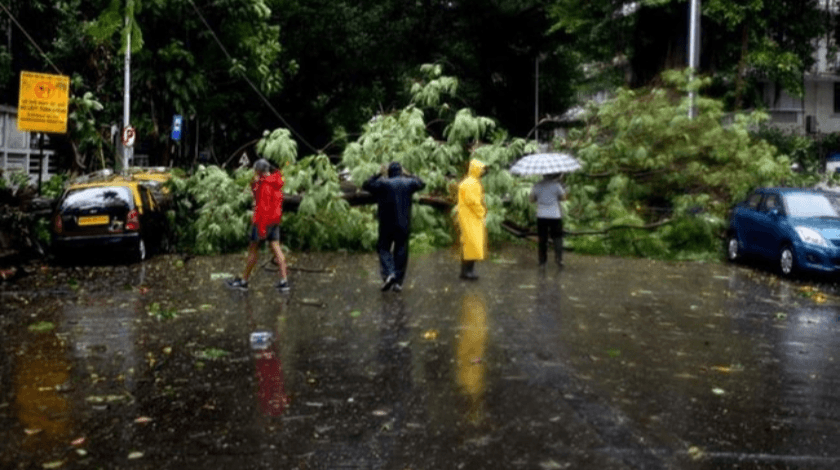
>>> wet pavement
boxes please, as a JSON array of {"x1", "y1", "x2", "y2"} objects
[{"x1": 3, "y1": 245, "x2": 840, "y2": 469}]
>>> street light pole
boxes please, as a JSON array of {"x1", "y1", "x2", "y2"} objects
[
  {"x1": 535, "y1": 56, "x2": 540, "y2": 142},
  {"x1": 122, "y1": 1, "x2": 132, "y2": 172},
  {"x1": 688, "y1": 0, "x2": 700, "y2": 119}
]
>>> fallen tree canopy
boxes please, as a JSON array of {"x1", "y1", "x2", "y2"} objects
[{"x1": 168, "y1": 67, "x2": 814, "y2": 259}]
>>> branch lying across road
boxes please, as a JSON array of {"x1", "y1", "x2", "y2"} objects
[
  {"x1": 281, "y1": 188, "x2": 452, "y2": 212},
  {"x1": 501, "y1": 219, "x2": 673, "y2": 239},
  {"x1": 286, "y1": 185, "x2": 672, "y2": 241}
]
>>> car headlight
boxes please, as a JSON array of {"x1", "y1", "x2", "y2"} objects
[{"x1": 795, "y1": 226, "x2": 829, "y2": 247}]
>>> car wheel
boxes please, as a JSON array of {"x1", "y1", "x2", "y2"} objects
[
  {"x1": 779, "y1": 245, "x2": 796, "y2": 276},
  {"x1": 726, "y1": 235, "x2": 740, "y2": 262}
]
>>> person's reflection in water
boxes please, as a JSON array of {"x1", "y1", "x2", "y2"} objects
[
  {"x1": 374, "y1": 296, "x2": 411, "y2": 444},
  {"x1": 247, "y1": 299, "x2": 289, "y2": 417},
  {"x1": 251, "y1": 332, "x2": 289, "y2": 417},
  {"x1": 456, "y1": 289, "x2": 488, "y2": 424}
]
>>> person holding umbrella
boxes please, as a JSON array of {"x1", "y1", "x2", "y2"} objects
[
  {"x1": 457, "y1": 159, "x2": 488, "y2": 280},
  {"x1": 509, "y1": 152, "x2": 580, "y2": 268},
  {"x1": 530, "y1": 173, "x2": 567, "y2": 267}
]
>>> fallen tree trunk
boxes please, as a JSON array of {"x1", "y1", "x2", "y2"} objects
[{"x1": 282, "y1": 187, "x2": 452, "y2": 212}]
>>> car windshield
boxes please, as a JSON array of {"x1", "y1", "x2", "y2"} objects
[
  {"x1": 784, "y1": 193, "x2": 840, "y2": 218},
  {"x1": 60, "y1": 186, "x2": 133, "y2": 211}
]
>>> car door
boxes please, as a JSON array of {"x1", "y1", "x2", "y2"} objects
[
  {"x1": 733, "y1": 192, "x2": 764, "y2": 255},
  {"x1": 752, "y1": 193, "x2": 785, "y2": 258}
]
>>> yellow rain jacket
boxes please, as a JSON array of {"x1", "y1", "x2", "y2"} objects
[{"x1": 457, "y1": 159, "x2": 487, "y2": 261}]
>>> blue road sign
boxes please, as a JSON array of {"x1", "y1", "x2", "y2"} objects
[{"x1": 171, "y1": 114, "x2": 182, "y2": 141}]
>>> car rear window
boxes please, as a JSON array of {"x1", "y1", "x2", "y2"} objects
[
  {"x1": 784, "y1": 193, "x2": 839, "y2": 218},
  {"x1": 60, "y1": 186, "x2": 134, "y2": 211}
]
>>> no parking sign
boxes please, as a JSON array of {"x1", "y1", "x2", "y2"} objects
[{"x1": 121, "y1": 125, "x2": 136, "y2": 148}]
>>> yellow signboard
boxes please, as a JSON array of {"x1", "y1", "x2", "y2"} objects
[{"x1": 17, "y1": 71, "x2": 70, "y2": 134}]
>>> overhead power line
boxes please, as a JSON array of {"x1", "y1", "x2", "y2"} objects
[
  {"x1": 186, "y1": 0, "x2": 319, "y2": 154},
  {"x1": 0, "y1": 1, "x2": 63, "y2": 75}
]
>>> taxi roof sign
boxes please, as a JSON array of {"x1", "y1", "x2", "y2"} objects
[{"x1": 17, "y1": 71, "x2": 70, "y2": 134}]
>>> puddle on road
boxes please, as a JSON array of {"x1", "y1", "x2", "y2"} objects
[{"x1": 3, "y1": 247, "x2": 840, "y2": 469}]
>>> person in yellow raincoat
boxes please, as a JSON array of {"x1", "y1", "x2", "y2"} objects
[{"x1": 457, "y1": 159, "x2": 487, "y2": 280}]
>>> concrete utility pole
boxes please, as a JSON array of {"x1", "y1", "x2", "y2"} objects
[
  {"x1": 535, "y1": 56, "x2": 540, "y2": 142},
  {"x1": 122, "y1": 1, "x2": 132, "y2": 172},
  {"x1": 688, "y1": 0, "x2": 700, "y2": 119}
]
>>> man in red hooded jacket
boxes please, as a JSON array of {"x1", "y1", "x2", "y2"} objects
[{"x1": 227, "y1": 159, "x2": 290, "y2": 292}]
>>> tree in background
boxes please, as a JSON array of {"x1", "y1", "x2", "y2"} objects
[
  {"x1": 548, "y1": 0, "x2": 831, "y2": 110},
  {"x1": 271, "y1": 0, "x2": 579, "y2": 150},
  {"x1": 0, "y1": 0, "x2": 290, "y2": 171},
  {"x1": 85, "y1": 0, "x2": 288, "y2": 167}
]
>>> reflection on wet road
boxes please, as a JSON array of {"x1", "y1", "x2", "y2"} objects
[{"x1": 3, "y1": 246, "x2": 840, "y2": 468}]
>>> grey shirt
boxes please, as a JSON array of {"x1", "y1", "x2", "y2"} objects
[{"x1": 530, "y1": 179, "x2": 566, "y2": 219}]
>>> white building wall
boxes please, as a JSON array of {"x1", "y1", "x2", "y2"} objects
[
  {"x1": 0, "y1": 105, "x2": 56, "y2": 186},
  {"x1": 806, "y1": 79, "x2": 840, "y2": 134}
]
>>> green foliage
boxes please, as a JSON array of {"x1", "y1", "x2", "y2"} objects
[
  {"x1": 754, "y1": 127, "x2": 840, "y2": 188},
  {"x1": 256, "y1": 128, "x2": 298, "y2": 168},
  {"x1": 0, "y1": 168, "x2": 30, "y2": 192},
  {"x1": 169, "y1": 65, "x2": 541, "y2": 254},
  {"x1": 340, "y1": 65, "x2": 538, "y2": 247},
  {"x1": 147, "y1": 301, "x2": 179, "y2": 320},
  {"x1": 41, "y1": 173, "x2": 70, "y2": 199},
  {"x1": 87, "y1": 0, "x2": 144, "y2": 54},
  {"x1": 559, "y1": 69, "x2": 795, "y2": 260},
  {"x1": 167, "y1": 165, "x2": 252, "y2": 255},
  {"x1": 281, "y1": 153, "x2": 377, "y2": 251},
  {"x1": 704, "y1": 0, "x2": 824, "y2": 100},
  {"x1": 68, "y1": 83, "x2": 109, "y2": 171}
]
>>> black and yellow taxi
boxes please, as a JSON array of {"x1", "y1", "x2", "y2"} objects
[
  {"x1": 51, "y1": 171, "x2": 169, "y2": 263},
  {"x1": 127, "y1": 166, "x2": 174, "y2": 206}
]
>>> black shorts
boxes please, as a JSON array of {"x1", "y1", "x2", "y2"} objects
[{"x1": 250, "y1": 224, "x2": 281, "y2": 242}]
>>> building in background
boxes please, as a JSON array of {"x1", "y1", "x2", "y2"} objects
[{"x1": 0, "y1": 105, "x2": 56, "y2": 185}]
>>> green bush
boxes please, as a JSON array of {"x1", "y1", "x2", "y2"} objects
[{"x1": 560, "y1": 69, "x2": 795, "y2": 260}]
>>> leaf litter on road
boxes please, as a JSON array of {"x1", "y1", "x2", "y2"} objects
[{"x1": 28, "y1": 321, "x2": 55, "y2": 333}]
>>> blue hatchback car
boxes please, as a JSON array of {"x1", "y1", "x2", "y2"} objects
[{"x1": 726, "y1": 187, "x2": 840, "y2": 276}]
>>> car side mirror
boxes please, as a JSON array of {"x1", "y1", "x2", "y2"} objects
[{"x1": 769, "y1": 208, "x2": 780, "y2": 217}]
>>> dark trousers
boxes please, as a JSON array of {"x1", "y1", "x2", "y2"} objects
[
  {"x1": 378, "y1": 229, "x2": 409, "y2": 284},
  {"x1": 537, "y1": 218, "x2": 563, "y2": 265}
]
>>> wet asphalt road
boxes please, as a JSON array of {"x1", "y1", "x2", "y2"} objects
[{"x1": 2, "y1": 245, "x2": 840, "y2": 469}]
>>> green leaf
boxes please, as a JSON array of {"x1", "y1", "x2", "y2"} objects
[{"x1": 28, "y1": 321, "x2": 56, "y2": 333}]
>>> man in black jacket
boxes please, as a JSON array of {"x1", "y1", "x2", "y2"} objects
[{"x1": 363, "y1": 161, "x2": 426, "y2": 292}]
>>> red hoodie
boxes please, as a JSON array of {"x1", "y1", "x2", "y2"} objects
[{"x1": 251, "y1": 171, "x2": 284, "y2": 238}]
